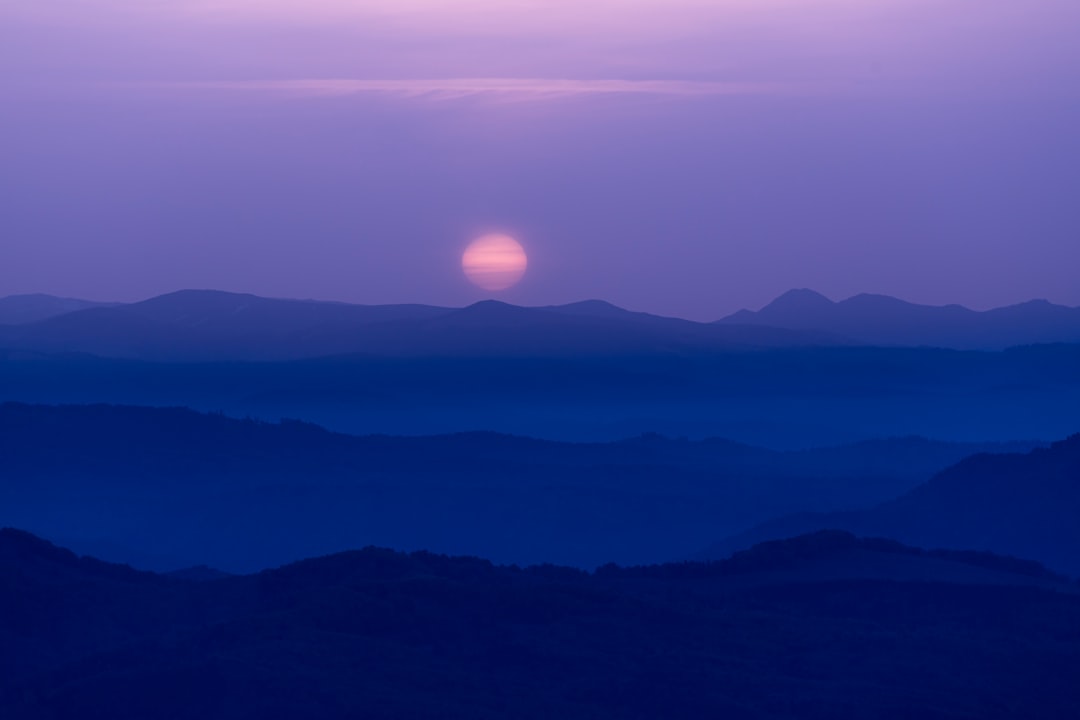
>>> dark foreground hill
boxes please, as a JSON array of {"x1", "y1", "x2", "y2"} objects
[
  {"x1": 704, "y1": 434, "x2": 1080, "y2": 574},
  {"x1": 0, "y1": 403, "x2": 1038, "y2": 572},
  {"x1": 1, "y1": 529, "x2": 1078, "y2": 719},
  {"x1": 719, "y1": 288, "x2": 1080, "y2": 349}
]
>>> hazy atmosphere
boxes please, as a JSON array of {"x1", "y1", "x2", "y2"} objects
[
  {"x1": 3, "y1": 3, "x2": 1080, "y2": 718},
  {"x1": 4, "y1": 0, "x2": 1079, "y2": 318}
]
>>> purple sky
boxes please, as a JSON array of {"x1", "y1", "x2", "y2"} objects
[{"x1": 2, "y1": 0, "x2": 1079, "y2": 320}]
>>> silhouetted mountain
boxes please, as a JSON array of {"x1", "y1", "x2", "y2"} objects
[
  {"x1": 703, "y1": 435, "x2": 1080, "y2": 574},
  {"x1": 0, "y1": 290, "x2": 457, "y2": 361},
  {"x1": 132, "y1": 288, "x2": 453, "y2": 328},
  {"x1": 0, "y1": 289, "x2": 839, "y2": 361},
  {"x1": 4, "y1": 289, "x2": 1078, "y2": 358},
  {"x1": 718, "y1": 288, "x2": 1080, "y2": 349},
  {"x1": 165, "y1": 565, "x2": 234, "y2": 582},
  {"x1": 541, "y1": 298, "x2": 640, "y2": 318},
  {"x1": 2, "y1": 529, "x2": 1078, "y2": 719},
  {"x1": 0, "y1": 402, "x2": 1040, "y2": 572},
  {"x1": 0, "y1": 293, "x2": 114, "y2": 325},
  {"x1": 621, "y1": 530, "x2": 1068, "y2": 586}
]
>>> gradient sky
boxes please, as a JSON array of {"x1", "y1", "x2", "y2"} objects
[{"x1": 2, "y1": 0, "x2": 1079, "y2": 319}]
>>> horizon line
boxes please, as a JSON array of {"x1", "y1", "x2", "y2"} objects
[{"x1": 2, "y1": 287, "x2": 1075, "y2": 323}]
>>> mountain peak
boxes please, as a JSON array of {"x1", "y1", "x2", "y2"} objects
[
  {"x1": 461, "y1": 299, "x2": 518, "y2": 312},
  {"x1": 544, "y1": 299, "x2": 636, "y2": 319},
  {"x1": 841, "y1": 293, "x2": 916, "y2": 308},
  {"x1": 715, "y1": 288, "x2": 1080, "y2": 349},
  {"x1": 761, "y1": 288, "x2": 834, "y2": 313},
  {"x1": 557, "y1": 299, "x2": 623, "y2": 312},
  {"x1": 134, "y1": 289, "x2": 259, "y2": 307},
  {"x1": 450, "y1": 300, "x2": 530, "y2": 322},
  {"x1": 1011, "y1": 298, "x2": 1056, "y2": 309}
]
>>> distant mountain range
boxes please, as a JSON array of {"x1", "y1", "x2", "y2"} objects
[
  {"x1": 1, "y1": 288, "x2": 1078, "y2": 360},
  {"x1": 0, "y1": 290, "x2": 834, "y2": 361},
  {"x1": 0, "y1": 293, "x2": 115, "y2": 325},
  {"x1": 2, "y1": 290, "x2": 1079, "y2": 449},
  {"x1": 0, "y1": 402, "x2": 1042, "y2": 572},
  {"x1": 2, "y1": 527, "x2": 1078, "y2": 719},
  {"x1": 702, "y1": 433, "x2": 1080, "y2": 574},
  {"x1": 718, "y1": 288, "x2": 1080, "y2": 349}
]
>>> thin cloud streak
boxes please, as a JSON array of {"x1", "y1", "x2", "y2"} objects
[{"x1": 163, "y1": 77, "x2": 798, "y2": 101}]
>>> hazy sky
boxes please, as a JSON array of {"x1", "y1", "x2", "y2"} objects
[{"x1": 3, "y1": 0, "x2": 1079, "y2": 318}]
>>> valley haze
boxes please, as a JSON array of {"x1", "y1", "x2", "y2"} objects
[
  {"x1": 3, "y1": 0, "x2": 1079, "y2": 715},
  {"x1": 2, "y1": 289, "x2": 1078, "y2": 447}
]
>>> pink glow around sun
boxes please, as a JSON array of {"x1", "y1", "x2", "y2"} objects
[{"x1": 462, "y1": 234, "x2": 528, "y2": 291}]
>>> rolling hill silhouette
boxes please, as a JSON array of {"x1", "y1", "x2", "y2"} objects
[
  {"x1": 703, "y1": 434, "x2": 1080, "y2": 574},
  {"x1": 0, "y1": 293, "x2": 114, "y2": 325},
  {"x1": 2, "y1": 528, "x2": 1078, "y2": 719},
  {"x1": 4, "y1": 289, "x2": 1079, "y2": 360},
  {"x1": 0, "y1": 290, "x2": 455, "y2": 361},
  {"x1": 0, "y1": 402, "x2": 1041, "y2": 572},
  {"x1": 0, "y1": 290, "x2": 836, "y2": 361},
  {"x1": 718, "y1": 288, "x2": 1080, "y2": 349}
]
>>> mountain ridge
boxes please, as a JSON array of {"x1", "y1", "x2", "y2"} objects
[
  {"x1": 718, "y1": 288, "x2": 1080, "y2": 349},
  {"x1": 0, "y1": 289, "x2": 839, "y2": 361},
  {"x1": 4, "y1": 288, "x2": 1079, "y2": 359},
  {"x1": 0, "y1": 293, "x2": 116, "y2": 326},
  {"x1": 3, "y1": 527, "x2": 1080, "y2": 719},
  {"x1": 701, "y1": 434, "x2": 1080, "y2": 574},
  {"x1": 0, "y1": 401, "x2": 1045, "y2": 572}
]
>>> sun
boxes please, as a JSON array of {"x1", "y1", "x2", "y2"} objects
[{"x1": 461, "y1": 234, "x2": 528, "y2": 291}]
